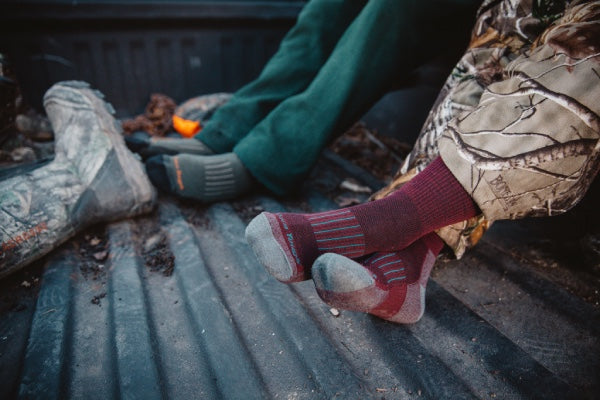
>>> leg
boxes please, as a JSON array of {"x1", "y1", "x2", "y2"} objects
[
  {"x1": 312, "y1": 233, "x2": 444, "y2": 324},
  {"x1": 128, "y1": 0, "x2": 367, "y2": 159},
  {"x1": 246, "y1": 157, "x2": 478, "y2": 282},
  {"x1": 198, "y1": 0, "x2": 367, "y2": 153},
  {"x1": 0, "y1": 81, "x2": 156, "y2": 278},
  {"x1": 144, "y1": 0, "x2": 480, "y2": 201},
  {"x1": 140, "y1": 0, "x2": 368, "y2": 201},
  {"x1": 234, "y1": 0, "x2": 481, "y2": 195}
]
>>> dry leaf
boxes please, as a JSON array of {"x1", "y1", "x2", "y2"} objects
[
  {"x1": 93, "y1": 251, "x2": 108, "y2": 261},
  {"x1": 340, "y1": 179, "x2": 372, "y2": 194}
]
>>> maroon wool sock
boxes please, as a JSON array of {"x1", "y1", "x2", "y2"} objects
[
  {"x1": 245, "y1": 157, "x2": 478, "y2": 282},
  {"x1": 312, "y1": 233, "x2": 444, "y2": 323}
]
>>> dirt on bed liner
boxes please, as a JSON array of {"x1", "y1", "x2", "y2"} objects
[
  {"x1": 329, "y1": 121, "x2": 411, "y2": 183},
  {"x1": 132, "y1": 213, "x2": 176, "y2": 277},
  {"x1": 0, "y1": 263, "x2": 43, "y2": 314},
  {"x1": 75, "y1": 225, "x2": 110, "y2": 282}
]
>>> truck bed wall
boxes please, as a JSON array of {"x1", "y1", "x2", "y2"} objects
[{"x1": 0, "y1": 1, "x2": 305, "y2": 117}]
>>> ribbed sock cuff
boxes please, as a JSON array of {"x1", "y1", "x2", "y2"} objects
[{"x1": 403, "y1": 157, "x2": 479, "y2": 233}]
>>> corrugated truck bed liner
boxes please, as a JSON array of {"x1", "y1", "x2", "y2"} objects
[{"x1": 1, "y1": 154, "x2": 598, "y2": 399}]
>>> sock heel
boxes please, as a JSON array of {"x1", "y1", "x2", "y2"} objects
[{"x1": 246, "y1": 212, "x2": 304, "y2": 282}]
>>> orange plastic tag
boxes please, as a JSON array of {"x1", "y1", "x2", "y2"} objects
[{"x1": 173, "y1": 114, "x2": 202, "y2": 138}]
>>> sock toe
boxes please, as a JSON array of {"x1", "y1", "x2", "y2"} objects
[
  {"x1": 145, "y1": 155, "x2": 172, "y2": 192},
  {"x1": 312, "y1": 253, "x2": 374, "y2": 293},
  {"x1": 245, "y1": 213, "x2": 297, "y2": 283},
  {"x1": 312, "y1": 253, "x2": 385, "y2": 311}
]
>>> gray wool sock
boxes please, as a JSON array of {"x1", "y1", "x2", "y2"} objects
[{"x1": 146, "y1": 152, "x2": 253, "y2": 202}]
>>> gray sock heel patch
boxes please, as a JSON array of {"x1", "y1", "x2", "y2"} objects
[
  {"x1": 245, "y1": 213, "x2": 294, "y2": 282},
  {"x1": 312, "y1": 253, "x2": 374, "y2": 293}
]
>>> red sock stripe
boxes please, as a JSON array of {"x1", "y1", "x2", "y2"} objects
[
  {"x1": 269, "y1": 157, "x2": 472, "y2": 277},
  {"x1": 366, "y1": 252, "x2": 407, "y2": 287},
  {"x1": 308, "y1": 209, "x2": 366, "y2": 257}
]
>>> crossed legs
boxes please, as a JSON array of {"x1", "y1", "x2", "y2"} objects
[{"x1": 246, "y1": 157, "x2": 479, "y2": 323}]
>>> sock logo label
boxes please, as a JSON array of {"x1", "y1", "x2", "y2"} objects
[
  {"x1": 173, "y1": 157, "x2": 185, "y2": 191},
  {"x1": 276, "y1": 213, "x2": 289, "y2": 230},
  {"x1": 285, "y1": 233, "x2": 302, "y2": 266}
]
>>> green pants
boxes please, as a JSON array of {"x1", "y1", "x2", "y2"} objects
[{"x1": 198, "y1": 0, "x2": 480, "y2": 195}]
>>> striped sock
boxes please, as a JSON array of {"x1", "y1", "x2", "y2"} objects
[
  {"x1": 245, "y1": 208, "x2": 366, "y2": 283},
  {"x1": 312, "y1": 233, "x2": 444, "y2": 323},
  {"x1": 305, "y1": 209, "x2": 367, "y2": 257},
  {"x1": 246, "y1": 157, "x2": 477, "y2": 283},
  {"x1": 145, "y1": 152, "x2": 253, "y2": 202}
]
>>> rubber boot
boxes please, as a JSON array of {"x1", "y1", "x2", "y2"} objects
[{"x1": 0, "y1": 81, "x2": 156, "y2": 278}]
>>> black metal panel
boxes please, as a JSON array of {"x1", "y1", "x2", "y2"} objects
[
  {"x1": 1, "y1": 1, "x2": 306, "y2": 21},
  {"x1": 0, "y1": 1, "x2": 304, "y2": 116}
]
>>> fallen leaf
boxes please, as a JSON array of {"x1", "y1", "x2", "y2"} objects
[
  {"x1": 93, "y1": 251, "x2": 108, "y2": 261},
  {"x1": 340, "y1": 179, "x2": 372, "y2": 194}
]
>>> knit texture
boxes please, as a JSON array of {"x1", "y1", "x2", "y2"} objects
[
  {"x1": 145, "y1": 152, "x2": 253, "y2": 202},
  {"x1": 312, "y1": 233, "x2": 444, "y2": 324},
  {"x1": 246, "y1": 157, "x2": 478, "y2": 282}
]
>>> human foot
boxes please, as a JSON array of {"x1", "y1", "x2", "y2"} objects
[
  {"x1": 145, "y1": 152, "x2": 253, "y2": 202},
  {"x1": 312, "y1": 233, "x2": 444, "y2": 323},
  {"x1": 125, "y1": 131, "x2": 214, "y2": 159},
  {"x1": 0, "y1": 81, "x2": 156, "y2": 277},
  {"x1": 246, "y1": 209, "x2": 367, "y2": 283},
  {"x1": 245, "y1": 159, "x2": 477, "y2": 283}
]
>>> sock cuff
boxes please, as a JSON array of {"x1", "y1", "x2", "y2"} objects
[
  {"x1": 402, "y1": 157, "x2": 478, "y2": 232},
  {"x1": 351, "y1": 191, "x2": 423, "y2": 252},
  {"x1": 224, "y1": 153, "x2": 254, "y2": 191}
]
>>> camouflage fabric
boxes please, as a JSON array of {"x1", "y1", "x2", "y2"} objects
[
  {"x1": 373, "y1": 0, "x2": 599, "y2": 258},
  {"x1": 0, "y1": 82, "x2": 156, "y2": 278}
]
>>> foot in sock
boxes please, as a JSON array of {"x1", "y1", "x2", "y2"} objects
[
  {"x1": 245, "y1": 157, "x2": 478, "y2": 283},
  {"x1": 246, "y1": 208, "x2": 368, "y2": 283},
  {"x1": 125, "y1": 131, "x2": 214, "y2": 159},
  {"x1": 312, "y1": 233, "x2": 444, "y2": 324},
  {"x1": 145, "y1": 152, "x2": 254, "y2": 202},
  {"x1": 0, "y1": 81, "x2": 156, "y2": 277}
]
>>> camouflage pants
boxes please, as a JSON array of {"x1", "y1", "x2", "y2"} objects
[{"x1": 373, "y1": 0, "x2": 600, "y2": 257}]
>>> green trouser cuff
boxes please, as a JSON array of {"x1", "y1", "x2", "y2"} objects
[{"x1": 196, "y1": 121, "x2": 237, "y2": 154}]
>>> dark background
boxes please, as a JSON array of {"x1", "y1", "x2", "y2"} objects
[{"x1": 0, "y1": 0, "x2": 466, "y2": 140}]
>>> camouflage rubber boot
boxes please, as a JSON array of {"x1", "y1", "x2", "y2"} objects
[{"x1": 0, "y1": 81, "x2": 156, "y2": 278}]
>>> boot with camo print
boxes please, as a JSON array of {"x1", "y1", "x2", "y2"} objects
[{"x1": 0, "y1": 81, "x2": 156, "y2": 278}]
